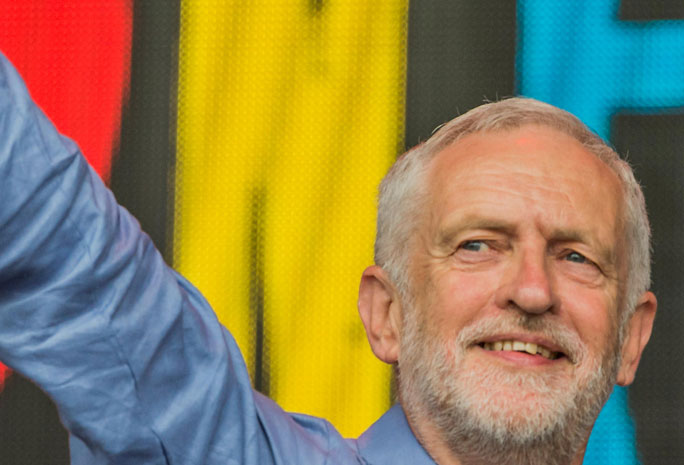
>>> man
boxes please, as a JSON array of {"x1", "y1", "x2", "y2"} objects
[
  {"x1": 357, "y1": 100, "x2": 656, "y2": 464},
  {"x1": 0, "y1": 52, "x2": 655, "y2": 465}
]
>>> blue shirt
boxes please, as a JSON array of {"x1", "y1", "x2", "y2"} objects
[{"x1": 0, "y1": 53, "x2": 436, "y2": 464}]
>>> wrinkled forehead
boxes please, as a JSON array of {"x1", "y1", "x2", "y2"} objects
[{"x1": 422, "y1": 125, "x2": 628, "y2": 254}]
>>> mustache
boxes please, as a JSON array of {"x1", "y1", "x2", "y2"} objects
[{"x1": 454, "y1": 315, "x2": 587, "y2": 364}]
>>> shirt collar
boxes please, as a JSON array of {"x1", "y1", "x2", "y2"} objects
[{"x1": 355, "y1": 404, "x2": 436, "y2": 465}]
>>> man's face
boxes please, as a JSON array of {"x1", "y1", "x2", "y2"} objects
[{"x1": 398, "y1": 125, "x2": 626, "y2": 463}]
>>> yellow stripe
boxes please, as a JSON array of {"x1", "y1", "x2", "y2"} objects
[{"x1": 175, "y1": 0, "x2": 407, "y2": 436}]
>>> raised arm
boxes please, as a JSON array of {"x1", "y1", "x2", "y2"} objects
[
  {"x1": 0, "y1": 53, "x2": 271, "y2": 465},
  {"x1": 0, "y1": 51, "x2": 364, "y2": 465}
]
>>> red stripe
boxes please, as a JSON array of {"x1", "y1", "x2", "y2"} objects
[
  {"x1": 0, "y1": 0, "x2": 132, "y2": 179},
  {"x1": 0, "y1": 364, "x2": 9, "y2": 389}
]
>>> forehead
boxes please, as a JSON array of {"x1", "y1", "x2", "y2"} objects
[{"x1": 425, "y1": 125, "x2": 624, "y2": 242}]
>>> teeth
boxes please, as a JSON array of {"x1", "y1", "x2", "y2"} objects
[{"x1": 481, "y1": 340, "x2": 558, "y2": 360}]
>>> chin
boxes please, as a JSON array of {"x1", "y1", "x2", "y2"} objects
[
  {"x1": 397, "y1": 313, "x2": 620, "y2": 465},
  {"x1": 446, "y1": 358, "x2": 588, "y2": 437}
]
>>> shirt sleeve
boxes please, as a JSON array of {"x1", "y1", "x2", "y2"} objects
[{"x1": 0, "y1": 52, "x2": 277, "y2": 465}]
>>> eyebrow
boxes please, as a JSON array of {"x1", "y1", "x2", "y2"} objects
[{"x1": 436, "y1": 216, "x2": 517, "y2": 247}]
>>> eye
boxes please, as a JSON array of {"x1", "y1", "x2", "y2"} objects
[
  {"x1": 559, "y1": 249, "x2": 605, "y2": 281},
  {"x1": 565, "y1": 251, "x2": 586, "y2": 263},
  {"x1": 460, "y1": 240, "x2": 490, "y2": 252}
]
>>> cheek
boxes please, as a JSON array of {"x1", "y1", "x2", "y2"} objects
[
  {"x1": 423, "y1": 269, "x2": 499, "y2": 332},
  {"x1": 561, "y1": 286, "x2": 619, "y2": 351}
]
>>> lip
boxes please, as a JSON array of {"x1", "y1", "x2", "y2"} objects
[
  {"x1": 474, "y1": 333, "x2": 567, "y2": 356},
  {"x1": 474, "y1": 344, "x2": 562, "y2": 367}
]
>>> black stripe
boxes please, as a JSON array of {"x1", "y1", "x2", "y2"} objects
[
  {"x1": 110, "y1": 0, "x2": 181, "y2": 264},
  {"x1": 0, "y1": 374, "x2": 69, "y2": 465},
  {"x1": 613, "y1": 113, "x2": 684, "y2": 464},
  {"x1": 620, "y1": 0, "x2": 684, "y2": 20},
  {"x1": 249, "y1": 187, "x2": 269, "y2": 395},
  {"x1": 404, "y1": 0, "x2": 516, "y2": 151}
]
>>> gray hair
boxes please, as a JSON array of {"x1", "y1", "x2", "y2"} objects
[{"x1": 375, "y1": 97, "x2": 651, "y2": 326}]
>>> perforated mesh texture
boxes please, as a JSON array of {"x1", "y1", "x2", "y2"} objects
[{"x1": 173, "y1": 0, "x2": 407, "y2": 437}]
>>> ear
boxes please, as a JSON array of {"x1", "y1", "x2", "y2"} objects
[
  {"x1": 358, "y1": 265, "x2": 403, "y2": 364},
  {"x1": 616, "y1": 291, "x2": 657, "y2": 386}
]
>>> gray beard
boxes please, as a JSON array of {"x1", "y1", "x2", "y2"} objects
[{"x1": 398, "y1": 311, "x2": 621, "y2": 465}]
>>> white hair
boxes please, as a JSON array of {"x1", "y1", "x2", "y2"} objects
[{"x1": 375, "y1": 97, "x2": 651, "y2": 326}]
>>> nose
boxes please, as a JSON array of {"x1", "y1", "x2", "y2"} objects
[{"x1": 495, "y1": 246, "x2": 555, "y2": 315}]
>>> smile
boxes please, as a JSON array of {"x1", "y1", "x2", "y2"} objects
[{"x1": 479, "y1": 340, "x2": 561, "y2": 360}]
